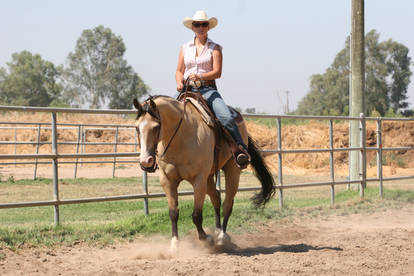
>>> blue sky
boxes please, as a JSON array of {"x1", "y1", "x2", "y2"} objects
[{"x1": 1, "y1": 0, "x2": 413, "y2": 113}]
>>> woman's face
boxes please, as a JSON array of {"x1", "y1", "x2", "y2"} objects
[{"x1": 191, "y1": 21, "x2": 209, "y2": 36}]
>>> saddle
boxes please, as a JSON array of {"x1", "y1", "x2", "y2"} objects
[{"x1": 177, "y1": 92, "x2": 246, "y2": 171}]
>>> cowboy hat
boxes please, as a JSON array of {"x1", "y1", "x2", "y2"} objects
[{"x1": 183, "y1": 10, "x2": 218, "y2": 30}]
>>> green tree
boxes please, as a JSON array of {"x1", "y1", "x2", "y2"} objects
[
  {"x1": 296, "y1": 30, "x2": 412, "y2": 116},
  {"x1": 385, "y1": 40, "x2": 412, "y2": 112},
  {"x1": 245, "y1": 107, "x2": 256, "y2": 114},
  {"x1": 0, "y1": 51, "x2": 63, "y2": 107},
  {"x1": 63, "y1": 25, "x2": 148, "y2": 109}
]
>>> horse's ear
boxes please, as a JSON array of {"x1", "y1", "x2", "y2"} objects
[
  {"x1": 149, "y1": 99, "x2": 156, "y2": 110},
  {"x1": 133, "y1": 98, "x2": 142, "y2": 112}
]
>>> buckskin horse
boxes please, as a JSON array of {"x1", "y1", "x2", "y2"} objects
[{"x1": 133, "y1": 95, "x2": 275, "y2": 252}]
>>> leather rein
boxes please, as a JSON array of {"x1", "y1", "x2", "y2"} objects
[
  {"x1": 159, "y1": 97, "x2": 187, "y2": 159},
  {"x1": 159, "y1": 78, "x2": 194, "y2": 158}
]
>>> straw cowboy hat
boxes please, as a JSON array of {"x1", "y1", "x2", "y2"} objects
[{"x1": 183, "y1": 10, "x2": 218, "y2": 30}]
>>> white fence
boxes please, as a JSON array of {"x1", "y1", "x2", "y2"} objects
[{"x1": 0, "y1": 105, "x2": 413, "y2": 225}]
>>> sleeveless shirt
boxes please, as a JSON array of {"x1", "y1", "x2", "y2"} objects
[{"x1": 182, "y1": 38, "x2": 222, "y2": 79}]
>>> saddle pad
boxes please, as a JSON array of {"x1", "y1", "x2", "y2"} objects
[{"x1": 186, "y1": 97, "x2": 215, "y2": 127}]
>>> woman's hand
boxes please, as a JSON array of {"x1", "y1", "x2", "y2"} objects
[
  {"x1": 189, "y1": 73, "x2": 201, "y2": 81},
  {"x1": 176, "y1": 82, "x2": 184, "y2": 92}
]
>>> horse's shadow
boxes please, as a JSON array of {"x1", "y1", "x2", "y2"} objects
[{"x1": 214, "y1": 242, "x2": 343, "y2": 256}]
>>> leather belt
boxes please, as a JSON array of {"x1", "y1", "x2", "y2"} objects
[{"x1": 189, "y1": 79, "x2": 216, "y2": 89}]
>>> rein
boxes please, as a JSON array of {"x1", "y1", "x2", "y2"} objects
[
  {"x1": 138, "y1": 79, "x2": 191, "y2": 170},
  {"x1": 159, "y1": 95, "x2": 187, "y2": 158},
  {"x1": 159, "y1": 78, "x2": 191, "y2": 158}
]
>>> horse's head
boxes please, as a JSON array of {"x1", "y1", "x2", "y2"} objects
[{"x1": 133, "y1": 98, "x2": 161, "y2": 172}]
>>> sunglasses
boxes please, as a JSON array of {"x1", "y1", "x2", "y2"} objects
[{"x1": 192, "y1": 22, "x2": 209, "y2": 28}]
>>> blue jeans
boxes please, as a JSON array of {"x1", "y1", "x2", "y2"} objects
[{"x1": 197, "y1": 86, "x2": 246, "y2": 148}]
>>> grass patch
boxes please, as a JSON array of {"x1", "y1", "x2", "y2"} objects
[{"x1": 0, "y1": 176, "x2": 413, "y2": 249}]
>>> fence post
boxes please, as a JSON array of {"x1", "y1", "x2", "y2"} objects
[
  {"x1": 277, "y1": 117, "x2": 283, "y2": 209},
  {"x1": 142, "y1": 171, "x2": 149, "y2": 215},
  {"x1": 376, "y1": 118, "x2": 383, "y2": 197},
  {"x1": 134, "y1": 128, "x2": 137, "y2": 152},
  {"x1": 33, "y1": 124, "x2": 41, "y2": 179},
  {"x1": 348, "y1": 32, "x2": 352, "y2": 191},
  {"x1": 14, "y1": 127, "x2": 17, "y2": 166},
  {"x1": 51, "y1": 112, "x2": 60, "y2": 226},
  {"x1": 329, "y1": 120, "x2": 335, "y2": 205},
  {"x1": 359, "y1": 113, "x2": 366, "y2": 198},
  {"x1": 81, "y1": 127, "x2": 86, "y2": 167},
  {"x1": 112, "y1": 127, "x2": 119, "y2": 178},
  {"x1": 74, "y1": 125, "x2": 81, "y2": 178}
]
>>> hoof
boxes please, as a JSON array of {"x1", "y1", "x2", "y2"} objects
[
  {"x1": 169, "y1": 236, "x2": 179, "y2": 254},
  {"x1": 199, "y1": 234, "x2": 215, "y2": 248},
  {"x1": 216, "y1": 231, "x2": 231, "y2": 246},
  {"x1": 205, "y1": 234, "x2": 215, "y2": 247}
]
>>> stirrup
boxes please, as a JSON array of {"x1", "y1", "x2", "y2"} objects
[{"x1": 235, "y1": 145, "x2": 250, "y2": 169}]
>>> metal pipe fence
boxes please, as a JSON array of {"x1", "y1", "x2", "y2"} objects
[
  {"x1": 0, "y1": 105, "x2": 413, "y2": 226},
  {"x1": 0, "y1": 122, "x2": 139, "y2": 179}
]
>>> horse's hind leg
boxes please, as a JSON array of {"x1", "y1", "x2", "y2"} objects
[
  {"x1": 217, "y1": 160, "x2": 240, "y2": 245},
  {"x1": 207, "y1": 174, "x2": 222, "y2": 234}
]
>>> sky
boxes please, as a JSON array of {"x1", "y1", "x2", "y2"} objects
[{"x1": 1, "y1": 0, "x2": 413, "y2": 114}]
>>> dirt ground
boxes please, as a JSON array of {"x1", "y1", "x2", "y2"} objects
[{"x1": 1, "y1": 206, "x2": 413, "y2": 275}]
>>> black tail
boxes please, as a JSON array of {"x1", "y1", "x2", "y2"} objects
[{"x1": 248, "y1": 136, "x2": 276, "y2": 207}]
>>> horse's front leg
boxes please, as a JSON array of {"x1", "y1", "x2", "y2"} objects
[
  {"x1": 192, "y1": 176, "x2": 214, "y2": 246},
  {"x1": 168, "y1": 204, "x2": 179, "y2": 252},
  {"x1": 160, "y1": 173, "x2": 180, "y2": 253}
]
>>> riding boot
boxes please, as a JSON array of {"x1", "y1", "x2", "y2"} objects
[{"x1": 231, "y1": 143, "x2": 251, "y2": 169}]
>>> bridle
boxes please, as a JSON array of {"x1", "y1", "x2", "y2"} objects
[
  {"x1": 136, "y1": 98, "x2": 161, "y2": 172},
  {"x1": 135, "y1": 95, "x2": 187, "y2": 172}
]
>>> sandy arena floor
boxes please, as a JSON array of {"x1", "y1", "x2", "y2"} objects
[{"x1": 1, "y1": 207, "x2": 413, "y2": 275}]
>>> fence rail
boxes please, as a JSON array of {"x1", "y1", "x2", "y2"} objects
[
  {"x1": 0, "y1": 120, "x2": 140, "y2": 178},
  {"x1": 0, "y1": 105, "x2": 413, "y2": 225}
]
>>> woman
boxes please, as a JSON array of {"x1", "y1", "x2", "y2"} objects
[{"x1": 175, "y1": 10, "x2": 250, "y2": 169}]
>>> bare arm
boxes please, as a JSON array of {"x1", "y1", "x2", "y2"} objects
[
  {"x1": 175, "y1": 47, "x2": 185, "y2": 91},
  {"x1": 201, "y1": 45, "x2": 222, "y2": 80}
]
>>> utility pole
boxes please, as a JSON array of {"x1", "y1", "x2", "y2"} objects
[
  {"x1": 276, "y1": 91, "x2": 287, "y2": 115},
  {"x1": 285, "y1": 91, "x2": 290, "y2": 114},
  {"x1": 350, "y1": 0, "x2": 365, "y2": 187}
]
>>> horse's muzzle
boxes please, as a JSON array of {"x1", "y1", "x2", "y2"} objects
[{"x1": 139, "y1": 155, "x2": 158, "y2": 172}]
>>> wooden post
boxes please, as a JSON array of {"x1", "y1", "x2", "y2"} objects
[{"x1": 350, "y1": 0, "x2": 365, "y2": 188}]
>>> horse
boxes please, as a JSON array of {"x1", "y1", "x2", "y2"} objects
[{"x1": 133, "y1": 95, "x2": 275, "y2": 252}]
